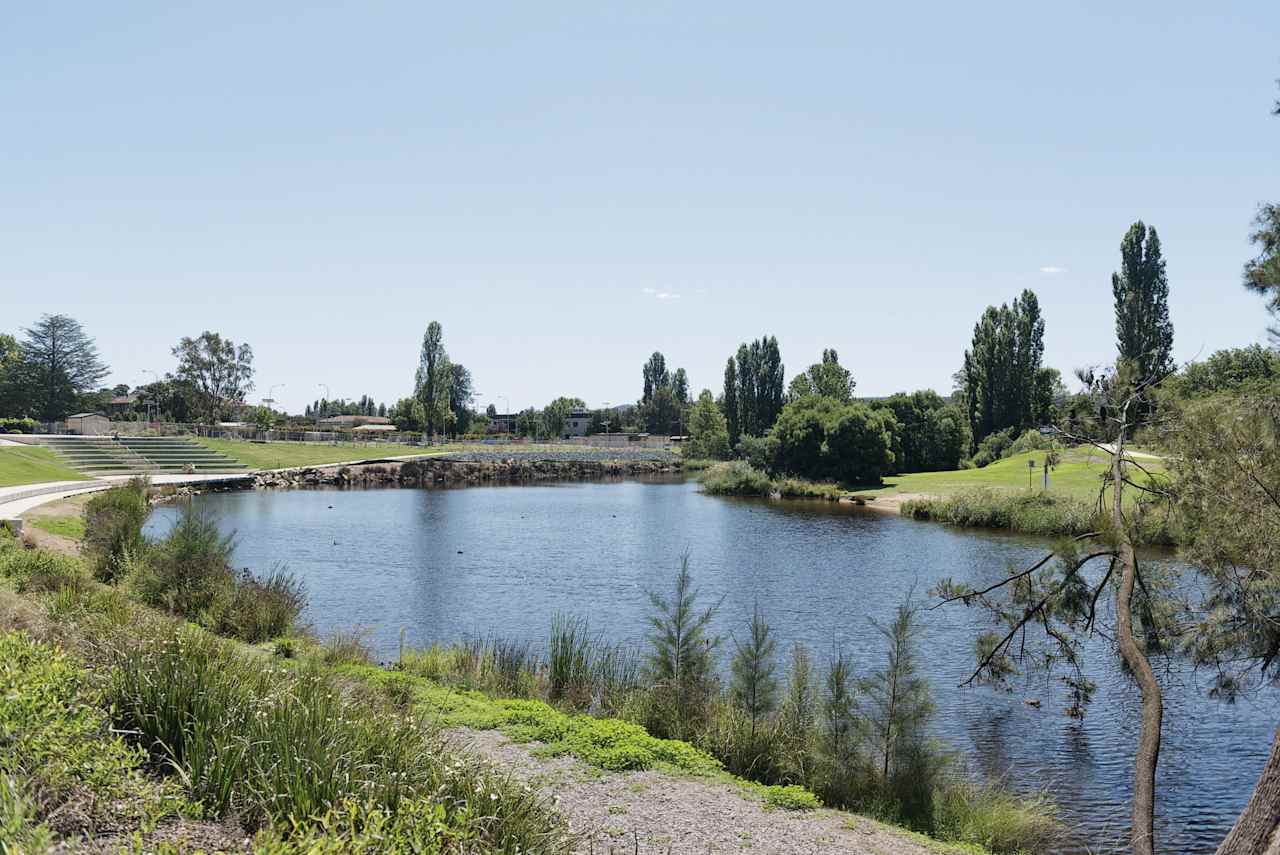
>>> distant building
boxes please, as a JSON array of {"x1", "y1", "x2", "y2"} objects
[
  {"x1": 107, "y1": 394, "x2": 138, "y2": 416},
  {"x1": 486, "y1": 413, "x2": 518, "y2": 434},
  {"x1": 67, "y1": 413, "x2": 110, "y2": 436},
  {"x1": 562, "y1": 408, "x2": 591, "y2": 438}
]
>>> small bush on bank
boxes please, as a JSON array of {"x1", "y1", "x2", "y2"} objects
[
  {"x1": 700, "y1": 461, "x2": 774, "y2": 496},
  {"x1": 129, "y1": 505, "x2": 304, "y2": 642},
  {"x1": 83, "y1": 478, "x2": 150, "y2": 583},
  {"x1": 221, "y1": 567, "x2": 306, "y2": 643},
  {"x1": 933, "y1": 780, "x2": 1062, "y2": 854},
  {"x1": 764, "y1": 784, "x2": 821, "y2": 810},
  {"x1": 0, "y1": 547, "x2": 87, "y2": 596}
]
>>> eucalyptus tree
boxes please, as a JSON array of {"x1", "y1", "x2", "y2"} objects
[{"x1": 172, "y1": 331, "x2": 253, "y2": 424}]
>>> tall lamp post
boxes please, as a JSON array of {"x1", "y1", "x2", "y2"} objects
[
  {"x1": 142, "y1": 369, "x2": 160, "y2": 424},
  {"x1": 317, "y1": 383, "x2": 330, "y2": 436}
]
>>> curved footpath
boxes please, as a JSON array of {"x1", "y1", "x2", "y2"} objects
[{"x1": 456, "y1": 728, "x2": 950, "y2": 855}]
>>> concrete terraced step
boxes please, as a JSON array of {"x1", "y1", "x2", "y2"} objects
[{"x1": 40, "y1": 436, "x2": 248, "y2": 474}]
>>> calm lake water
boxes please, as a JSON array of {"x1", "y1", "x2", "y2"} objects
[{"x1": 147, "y1": 479, "x2": 1276, "y2": 854}]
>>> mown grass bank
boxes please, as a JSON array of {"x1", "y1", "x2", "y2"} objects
[
  {"x1": 0, "y1": 445, "x2": 89, "y2": 487},
  {"x1": 194, "y1": 436, "x2": 442, "y2": 470}
]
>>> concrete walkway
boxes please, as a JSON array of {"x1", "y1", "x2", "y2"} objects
[{"x1": 0, "y1": 473, "x2": 254, "y2": 520}]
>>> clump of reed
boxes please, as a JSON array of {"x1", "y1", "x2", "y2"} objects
[{"x1": 105, "y1": 623, "x2": 568, "y2": 848}]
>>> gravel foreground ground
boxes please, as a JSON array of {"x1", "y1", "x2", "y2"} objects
[{"x1": 452, "y1": 728, "x2": 942, "y2": 855}]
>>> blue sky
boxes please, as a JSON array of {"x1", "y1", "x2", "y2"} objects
[{"x1": 3, "y1": 2, "x2": 1277, "y2": 414}]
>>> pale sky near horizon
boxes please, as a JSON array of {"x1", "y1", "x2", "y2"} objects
[{"x1": 3, "y1": 3, "x2": 1278, "y2": 415}]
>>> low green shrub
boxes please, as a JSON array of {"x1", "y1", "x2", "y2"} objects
[
  {"x1": 129, "y1": 505, "x2": 236, "y2": 624},
  {"x1": 106, "y1": 626, "x2": 568, "y2": 850},
  {"x1": 220, "y1": 567, "x2": 305, "y2": 643},
  {"x1": 699, "y1": 461, "x2": 774, "y2": 496},
  {"x1": 901, "y1": 490, "x2": 1097, "y2": 538},
  {"x1": 130, "y1": 505, "x2": 303, "y2": 641},
  {"x1": 321, "y1": 628, "x2": 374, "y2": 666},
  {"x1": 0, "y1": 773, "x2": 52, "y2": 854},
  {"x1": 763, "y1": 784, "x2": 821, "y2": 810},
  {"x1": 0, "y1": 417, "x2": 38, "y2": 434},
  {"x1": 0, "y1": 547, "x2": 87, "y2": 596},
  {"x1": 0, "y1": 631, "x2": 185, "y2": 839},
  {"x1": 932, "y1": 780, "x2": 1063, "y2": 854},
  {"x1": 83, "y1": 478, "x2": 150, "y2": 583},
  {"x1": 774, "y1": 478, "x2": 845, "y2": 500}
]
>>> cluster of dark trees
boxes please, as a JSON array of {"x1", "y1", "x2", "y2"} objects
[
  {"x1": 722, "y1": 336, "x2": 785, "y2": 447},
  {"x1": 0, "y1": 315, "x2": 110, "y2": 422},
  {"x1": 680, "y1": 342, "x2": 969, "y2": 484},
  {"x1": 304, "y1": 396, "x2": 389, "y2": 419},
  {"x1": 637, "y1": 351, "x2": 690, "y2": 435},
  {"x1": 0, "y1": 316, "x2": 256, "y2": 426}
]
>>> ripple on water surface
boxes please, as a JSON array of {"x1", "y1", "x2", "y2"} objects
[{"x1": 145, "y1": 480, "x2": 1276, "y2": 855}]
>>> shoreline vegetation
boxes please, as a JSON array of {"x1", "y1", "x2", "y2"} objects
[
  {"x1": 693, "y1": 448, "x2": 1177, "y2": 545},
  {"x1": 0, "y1": 480, "x2": 1063, "y2": 855}
]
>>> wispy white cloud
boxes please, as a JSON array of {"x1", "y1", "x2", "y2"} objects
[
  {"x1": 642, "y1": 287, "x2": 657, "y2": 294},
  {"x1": 655, "y1": 292, "x2": 680, "y2": 301},
  {"x1": 1039, "y1": 266, "x2": 1067, "y2": 274}
]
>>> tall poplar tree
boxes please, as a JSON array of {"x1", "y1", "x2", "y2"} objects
[
  {"x1": 414, "y1": 321, "x2": 451, "y2": 436},
  {"x1": 723, "y1": 357, "x2": 740, "y2": 450},
  {"x1": 729, "y1": 336, "x2": 785, "y2": 438},
  {"x1": 1112, "y1": 221, "x2": 1174, "y2": 385},
  {"x1": 959, "y1": 291, "x2": 1046, "y2": 451}
]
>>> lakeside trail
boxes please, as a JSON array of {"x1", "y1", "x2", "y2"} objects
[{"x1": 452, "y1": 728, "x2": 943, "y2": 855}]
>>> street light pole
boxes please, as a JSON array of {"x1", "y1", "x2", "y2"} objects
[
  {"x1": 317, "y1": 383, "x2": 330, "y2": 435},
  {"x1": 142, "y1": 369, "x2": 160, "y2": 424}
]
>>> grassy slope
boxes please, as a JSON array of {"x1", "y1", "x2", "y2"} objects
[
  {"x1": 0, "y1": 446, "x2": 89, "y2": 487},
  {"x1": 862, "y1": 447, "x2": 1163, "y2": 503},
  {"x1": 194, "y1": 437, "x2": 443, "y2": 470}
]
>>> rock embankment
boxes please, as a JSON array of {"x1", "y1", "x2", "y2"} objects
[{"x1": 253, "y1": 456, "x2": 680, "y2": 489}]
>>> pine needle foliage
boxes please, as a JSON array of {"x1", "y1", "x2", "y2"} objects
[
  {"x1": 730, "y1": 603, "x2": 778, "y2": 737},
  {"x1": 862, "y1": 601, "x2": 934, "y2": 782},
  {"x1": 644, "y1": 553, "x2": 722, "y2": 738}
]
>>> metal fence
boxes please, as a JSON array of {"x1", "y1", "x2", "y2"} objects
[{"x1": 26, "y1": 420, "x2": 675, "y2": 450}]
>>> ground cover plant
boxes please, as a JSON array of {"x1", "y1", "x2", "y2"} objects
[
  {"x1": 0, "y1": 445, "x2": 88, "y2": 487},
  {"x1": 0, "y1": 630, "x2": 187, "y2": 845}
]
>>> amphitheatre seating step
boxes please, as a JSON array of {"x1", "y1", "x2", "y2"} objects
[{"x1": 41, "y1": 435, "x2": 247, "y2": 474}]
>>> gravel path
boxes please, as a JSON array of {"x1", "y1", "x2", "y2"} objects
[{"x1": 451, "y1": 729, "x2": 942, "y2": 855}]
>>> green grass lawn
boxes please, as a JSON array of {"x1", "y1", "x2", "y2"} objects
[
  {"x1": 27, "y1": 515, "x2": 86, "y2": 540},
  {"x1": 0, "y1": 446, "x2": 90, "y2": 488},
  {"x1": 862, "y1": 446, "x2": 1164, "y2": 503},
  {"x1": 194, "y1": 437, "x2": 448, "y2": 470}
]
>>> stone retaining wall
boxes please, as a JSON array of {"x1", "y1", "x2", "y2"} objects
[{"x1": 252, "y1": 457, "x2": 680, "y2": 490}]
